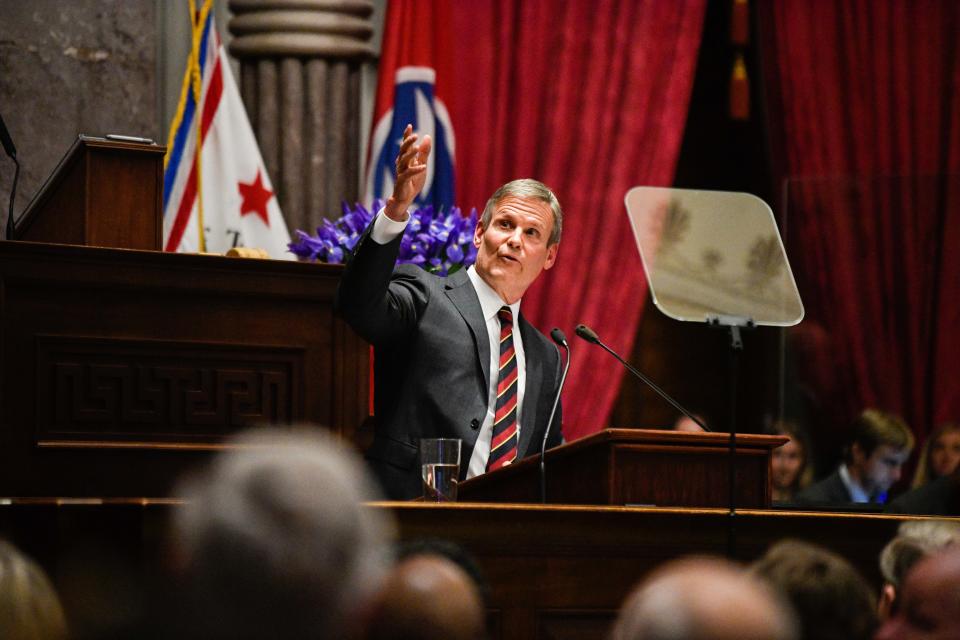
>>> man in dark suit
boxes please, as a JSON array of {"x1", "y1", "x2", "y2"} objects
[
  {"x1": 796, "y1": 409, "x2": 914, "y2": 507},
  {"x1": 337, "y1": 125, "x2": 564, "y2": 499}
]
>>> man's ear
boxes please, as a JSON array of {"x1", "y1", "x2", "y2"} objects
[
  {"x1": 878, "y1": 583, "x2": 897, "y2": 620},
  {"x1": 473, "y1": 221, "x2": 483, "y2": 249},
  {"x1": 543, "y1": 243, "x2": 558, "y2": 270},
  {"x1": 851, "y1": 442, "x2": 867, "y2": 466}
]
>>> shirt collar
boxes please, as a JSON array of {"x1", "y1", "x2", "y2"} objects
[
  {"x1": 467, "y1": 265, "x2": 521, "y2": 321},
  {"x1": 839, "y1": 463, "x2": 880, "y2": 503}
]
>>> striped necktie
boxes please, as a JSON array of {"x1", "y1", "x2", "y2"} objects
[{"x1": 487, "y1": 306, "x2": 519, "y2": 471}]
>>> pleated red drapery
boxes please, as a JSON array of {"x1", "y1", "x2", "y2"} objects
[
  {"x1": 446, "y1": 0, "x2": 707, "y2": 438},
  {"x1": 759, "y1": 0, "x2": 960, "y2": 456}
]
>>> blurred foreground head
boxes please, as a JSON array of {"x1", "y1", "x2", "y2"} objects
[
  {"x1": 173, "y1": 427, "x2": 395, "y2": 640},
  {"x1": 0, "y1": 539, "x2": 67, "y2": 640},
  {"x1": 878, "y1": 520, "x2": 960, "y2": 619},
  {"x1": 750, "y1": 539, "x2": 877, "y2": 640},
  {"x1": 366, "y1": 553, "x2": 486, "y2": 640},
  {"x1": 875, "y1": 547, "x2": 960, "y2": 640},
  {"x1": 610, "y1": 556, "x2": 798, "y2": 640}
]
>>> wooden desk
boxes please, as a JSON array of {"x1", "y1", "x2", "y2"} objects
[
  {"x1": 0, "y1": 241, "x2": 368, "y2": 496},
  {"x1": 0, "y1": 499, "x2": 942, "y2": 640}
]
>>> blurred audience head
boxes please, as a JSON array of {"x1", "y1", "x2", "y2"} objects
[
  {"x1": 395, "y1": 538, "x2": 490, "y2": 608},
  {"x1": 0, "y1": 539, "x2": 67, "y2": 640},
  {"x1": 672, "y1": 413, "x2": 706, "y2": 433},
  {"x1": 911, "y1": 422, "x2": 960, "y2": 488},
  {"x1": 878, "y1": 520, "x2": 960, "y2": 620},
  {"x1": 366, "y1": 551, "x2": 486, "y2": 640},
  {"x1": 750, "y1": 539, "x2": 877, "y2": 640},
  {"x1": 846, "y1": 409, "x2": 914, "y2": 496},
  {"x1": 172, "y1": 427, "x2": 395, "y2": 640},
  {"x1": 769, "y1": 420, "x2": 812, "y2": 502},
  {"x1": 610, "y1": 556, "x2": 798, "y2": 640},
  {"x1": 875, "y1": 547, "x2": 960, "y2": 640}
]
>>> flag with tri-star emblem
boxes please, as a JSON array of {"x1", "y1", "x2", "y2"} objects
[
  {"x1": 162, "y1": 0, "x2": 292, "y2": 259},
  {"x1": 363, "y1": 0, "x2": 456, "y2": 211}
]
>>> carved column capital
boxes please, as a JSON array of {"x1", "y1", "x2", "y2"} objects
[{"x1": 227, "y1": 0, "x2": 375, "y2": 60}]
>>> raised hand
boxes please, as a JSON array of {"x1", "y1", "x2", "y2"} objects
[{"x1": 384, "y1": 124, "x2": 432, "y2": 221}]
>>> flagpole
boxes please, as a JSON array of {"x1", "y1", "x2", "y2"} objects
[{"x1": 189, "y1": 0, "x2": 212, "y2": 253}]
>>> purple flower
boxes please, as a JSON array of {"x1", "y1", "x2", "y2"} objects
[{"x1": 289, "y1": 201, "x2": 478, "y2": 275}]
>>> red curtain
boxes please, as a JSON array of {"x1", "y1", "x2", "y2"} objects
[
  {"x1": 759, "y1": 1, "x2": 960, "y2": 458},
  {"x1": 446, "y1": 0, "x2": 706, "y2": 438}
]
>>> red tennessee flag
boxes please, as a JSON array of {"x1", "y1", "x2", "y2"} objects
[{"x1": 363, "y1": 0, "x2": 456, "y2": 211}]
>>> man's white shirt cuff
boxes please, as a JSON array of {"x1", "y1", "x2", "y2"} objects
[{"x1": 370, "y1": 207, "x2": 409, "y2": 244}]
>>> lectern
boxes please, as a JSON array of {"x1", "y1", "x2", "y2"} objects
[
  {"x1": 12, "y1": 135, "x2": 164, "y2": 250},
  {"x1": 459, "y1": 428, "x2": 786, "y2": 508}
]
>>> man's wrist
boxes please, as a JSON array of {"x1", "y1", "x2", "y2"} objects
[
  {"x1": 371, "y1": 207, "x2": 409, "y2": 244},
  {"x1": 383, "y1": 197, "x2": 411, "y2": 222}
]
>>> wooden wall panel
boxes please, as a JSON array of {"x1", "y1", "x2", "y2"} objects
[{"x1": 0, "y1": 240, "x2": 368, "y2": 497}]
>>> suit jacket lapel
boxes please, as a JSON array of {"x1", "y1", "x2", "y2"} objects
[
  {"x1": 517, "y1": 315, "x2": 543, "y2": 459},
  {"x1": 445, "y1": 269, "x2": 491, "y2": 397}
]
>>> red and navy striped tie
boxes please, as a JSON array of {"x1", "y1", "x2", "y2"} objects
[{"x1": 487, "y1": 306, "x2": 519, "y2": 472}]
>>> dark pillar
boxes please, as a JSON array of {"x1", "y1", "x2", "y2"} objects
[{"x1": 227, "y1": 0, "x2": 374, "y2": 232}]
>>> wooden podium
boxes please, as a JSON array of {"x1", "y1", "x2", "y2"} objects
[
  {"x1": 0, "y1": 138, "x2": 370, "y2": 497},
  {"x1": 12, "y1": 136, "x2": 164, "y2": 250},
  {"x1": 459, "y1": 428, "x2": 787, "y2": 508}
]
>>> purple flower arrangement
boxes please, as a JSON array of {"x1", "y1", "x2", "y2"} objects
[{"x1": 288, "y1": 200, "x2": 480, "y2": 276}]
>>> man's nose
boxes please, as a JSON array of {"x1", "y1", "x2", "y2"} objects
[
  {"x1": 507, "y1": 228, "x2": 523, "y2": 246},
  {"x1": 891, "y1": 466, "x2": 902, "y2": 482}
]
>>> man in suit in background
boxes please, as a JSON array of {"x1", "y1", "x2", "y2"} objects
[
  {"x1": 796, "y1": 408, "x2": 914, "y2": 507},
  {"x1": 337, "y1": 125, "x2": 564, "y2": 500}
]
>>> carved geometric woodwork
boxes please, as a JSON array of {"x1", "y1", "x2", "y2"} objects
[
  {"x1": 0, "y1": 240, "x2": 368, "y2": 497},
  {"x1": 36, "y1": 335, "x2": 303, "y2": 446}
]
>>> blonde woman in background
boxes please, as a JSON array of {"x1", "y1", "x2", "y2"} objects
[{"x1": 911, "y1": 422, "x2": 960, "y2": 489}]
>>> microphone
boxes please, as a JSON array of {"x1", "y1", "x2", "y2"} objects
[
  {"x1": 1, "y1": 112, "x2": 21, "y2": 240},
  {"x1": 540, "y1": 328, "x2": 570, "y2": 503},
  {"x1": 0, "y1": 113, "x2": 17, "y2": 159},
  {"x1": 574, "y1": 323, "x2": 711, "y2": 432}
]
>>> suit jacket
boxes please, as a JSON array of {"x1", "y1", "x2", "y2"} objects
[
  {"x1": 336, "y1": 224, "x2": 564, "y2": 499},
  {"x1": 886, "y1": 475, "x2": 960, "y2": 516},
  {"x1": 794, "y1": 468, "x2": 854, "y2": 505}
]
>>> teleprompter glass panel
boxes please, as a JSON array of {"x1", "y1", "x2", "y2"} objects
[{"x1": 625, "y1": 187, "x2": 803, "y2": 327}]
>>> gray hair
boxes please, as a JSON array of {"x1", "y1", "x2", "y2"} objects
[
  {"x1": 481, "y1": 179, "x2": 563, "y2": 245},
  {"x1": 880, "y1": 520, "x2": 960, "y2": 587},
  {"x1": 173, "y1": 427, "x2": 395, "y2": 640}
]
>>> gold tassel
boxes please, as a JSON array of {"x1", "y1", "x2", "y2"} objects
[{"x1": 729, "y1": 53, "x2": 750, "y2": 121}]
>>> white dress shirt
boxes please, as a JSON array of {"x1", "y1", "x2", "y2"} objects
[
  {"x1": 368, "y1": 209, "x2": 527, "y2": 477},
  {"x1": 464, "y1": 266, "x2": 526, "y2": 478}
]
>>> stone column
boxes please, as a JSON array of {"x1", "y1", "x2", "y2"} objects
[{"x1": 227, "y1": 0, "x2": 374, "y2": 233}]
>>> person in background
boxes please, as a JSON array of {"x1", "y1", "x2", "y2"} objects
[
  {"x1": 874, "y1": 547, "x2": 960, "y2": 640},
  {"x1": 672, "y1": 413, "x2": 707, "y2": 433},
  {"x1": 609, "y1": 556, "x2": 798, "y2": 640},
  {"x1": 910, "y1": 422, "x2": 960, "y2": 489},
  {"x1": 876, "y1": 520, "x2": 960, "y2": 621},
  {"x1": 795, "y1": 409, "x2": 914, "y2": 506},
  {"x1": 365, "y1": 552, "x2": 486, "y2": 640},
  {"x1": 169, "y1": 427, "x2": 395, "y2": 640},
  {"x1": 0, "y1": 539, "x2": 67, "y2": 640},
  {"x1": 769, "y1": 420, "x2": 813, "y2": 503},
  {"x1": 750, "y1": 539, "x2": 878, "y2": 640}
]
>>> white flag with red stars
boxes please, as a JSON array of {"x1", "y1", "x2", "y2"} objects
[{"x1": 162, "y1": 3, "x2": 292, "y2": 259}]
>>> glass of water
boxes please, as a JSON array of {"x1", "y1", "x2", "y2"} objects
[{"x1": 420, "y1": 438, "x2": 461, "y2": 502}]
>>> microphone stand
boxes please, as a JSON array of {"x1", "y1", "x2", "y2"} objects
[
  {"x1": 574, "y1": 324, "x2": 710, "y2": 432},
  {"x1": 706, "y1": 314, "x2": 755, "y2": 559},
  {"x1": 0, "y1": 112, "x2": 19, "y2": 240},
  {"x1": 540, "y1": 329, "x2": 570, "y2": 504}
]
